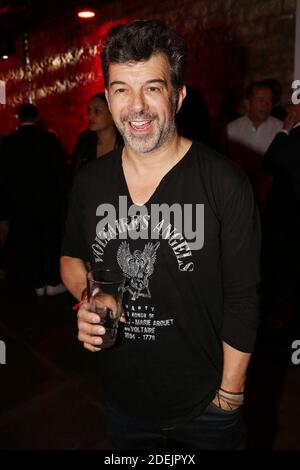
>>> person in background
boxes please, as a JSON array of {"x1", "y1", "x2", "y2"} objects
[
  {"x1": 262, "y1": 104, "x2": 300, "y2": 330},
  {"x1": 226, "y1": 81, "x2": 282, "y2": 209},
  {"x1": 175, "y1": 84, "x2": 211, "y2": 146},
  {"x1": 70, "y1": 92, "x2": 122, "y2": 180},
  {"x1": 0, "y1": 103, "x2": 67, "y2": 296}
]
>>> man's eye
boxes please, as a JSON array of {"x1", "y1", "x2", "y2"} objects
[
  {"x1": 148, "y1": 87, "x2": 160, "y2": 92},
  {"x1": 115, "y1": 88, "x2": 126, "y2": 94}
]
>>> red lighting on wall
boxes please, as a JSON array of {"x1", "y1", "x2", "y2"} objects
[
  {"x1": 78, "y1": 10, "x2": 95, "y2": 19},
  {"x1": 0, "y1": 4, "x2": 11, "y2": 16}
]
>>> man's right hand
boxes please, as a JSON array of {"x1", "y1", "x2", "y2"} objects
[
  {"x1": 77, "y1": 301, "x2": 126, "y2": 352},
  {"x1": 77, "y1": 301, "x2": 106, "y2": 352}
]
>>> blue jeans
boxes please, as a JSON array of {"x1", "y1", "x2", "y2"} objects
[{"x1": 105, "y1": 402, "x2": 247, "y2": 450}]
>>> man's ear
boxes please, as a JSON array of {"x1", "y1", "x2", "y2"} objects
[
  {"x1": 176, "y1": 85, "x2": 187, "y2": 114},
  {"x1": 105, "y1": 89, "x2": 111, "y2": 113}
]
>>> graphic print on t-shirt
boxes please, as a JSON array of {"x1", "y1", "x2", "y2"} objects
[
  {"x1": 123, "y1": 303, "x2": 175, "y2": 343},
  {"x1": 117, "y1": 241, "x2": 160, "y2": 300},
  {"x1": 91, "y1": 199, "x2": 204, "y2": 343},
  {"x1": 92, "y1": 217, "x2": 193, "y2": 344}
]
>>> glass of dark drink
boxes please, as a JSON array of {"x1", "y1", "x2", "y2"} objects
[{"x1": 87, "y1": 268, "x2": 125, "y2": 349}]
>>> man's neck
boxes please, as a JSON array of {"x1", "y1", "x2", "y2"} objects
[
  {"x1": 247, "y1": 115, "x2": 267, "y2": 130},
  {"x1": 122, "y1": 132, "x2": 190, "y2": 178},
  {"x1": 121, "y1": 132, "x2": 192, "y2": 206}
]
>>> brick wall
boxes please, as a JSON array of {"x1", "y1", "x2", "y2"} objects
[{"x1": 0, "y1": 0, "x2": 296, "y2": 153}]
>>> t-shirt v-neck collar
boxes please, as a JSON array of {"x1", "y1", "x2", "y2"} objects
[{"x1": 117, "y1": 141, "x2": 194, "y2": 206}]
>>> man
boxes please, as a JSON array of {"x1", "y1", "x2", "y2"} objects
[
  {"x1": 262, "y1": 105, "x2": 300, "y2": 330},
  {"x1": 0, "y1": 103, "x2": 67, "y2": 295},
  {"x1": 61, "y1": 20, "x2": 261, "y2": 450},
  {"x1": 226, "y1": 81, "x2": 282, "y2": 209}
]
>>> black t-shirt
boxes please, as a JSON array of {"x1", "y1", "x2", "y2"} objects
[{"x1": 62, "y1": 141, "x2": 261, "y2": 425}]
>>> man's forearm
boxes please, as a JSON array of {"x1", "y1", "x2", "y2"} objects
[
  {"x1": 220, "y1": 342, "x2": 251, "y2": 392},
  {"x1": 60, "y1": 256, "x2": 88, "y2": 301}
]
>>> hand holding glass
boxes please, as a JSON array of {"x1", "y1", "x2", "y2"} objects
[{"x1": 87, "y1": 269, "x2": 125, "y2": 349}]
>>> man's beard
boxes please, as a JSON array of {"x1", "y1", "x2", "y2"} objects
[{"x1": 116, "y1": 107, "x2": 177, "y2": 154}]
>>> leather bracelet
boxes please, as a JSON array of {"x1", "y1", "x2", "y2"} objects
[
  {"x1": 219, "y1": 387, "x2": 244, "y2": 396},
  {"x1": 215, "y1": 393, "x2": 243, "y2": 410},
  {"x1": 217, "y1": 389, "x2": 244, "y2": 405}
]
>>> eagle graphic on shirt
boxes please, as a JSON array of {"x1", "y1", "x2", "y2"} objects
[{"x1": 117, "y1": 241, "x2": 160, "y2": 300}]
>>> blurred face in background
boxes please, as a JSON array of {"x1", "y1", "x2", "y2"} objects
[
  {"x1": 246, "y1": 86, "x2": 273, "y2": 126},
  {"x1": 88, "y1": 96, "x2": 114, "y2": 132}
]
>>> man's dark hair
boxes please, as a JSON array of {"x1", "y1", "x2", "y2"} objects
[
  {"x1": 245, "y1": 81, "x2": 273, "y2": 100},
  {"x1": 17, "y1": 103, "x2": 38, "y2": 121},
  {"x1": 101, "y1": 19, "x2": 186, "y2": 95}
]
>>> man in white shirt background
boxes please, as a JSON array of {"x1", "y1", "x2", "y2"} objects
[{"x1": 226, "y1": 81, "x2": 282, "y2": 209}]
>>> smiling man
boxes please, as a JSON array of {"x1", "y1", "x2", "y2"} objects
[
  {"x1": 107, "y1": 54, "x2": 180, "y2": 154},
  {"x1": 60, "y1": 20, "x2": 261, "y2": 450}
]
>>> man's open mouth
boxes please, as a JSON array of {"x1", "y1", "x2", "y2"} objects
[{"x1": 129, "y1": 120, "x2": 152, "y2": 131}]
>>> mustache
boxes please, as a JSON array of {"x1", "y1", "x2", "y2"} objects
[{"x1": 121, "y1": 112, "x2": 158, "y2": 122}]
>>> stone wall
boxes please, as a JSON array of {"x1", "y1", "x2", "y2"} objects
[{"x1": 0, "y1": 0, "x2": 296, "y2": 152}]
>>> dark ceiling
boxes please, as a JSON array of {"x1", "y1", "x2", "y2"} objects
[{"x1": 0, "y1": 0, "x2": 114, "y2": 37}]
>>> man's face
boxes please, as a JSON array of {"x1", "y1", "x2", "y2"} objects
[
  {"x1": 105, "y1": 53, "x2": 185, "y2": 153},
  {"x1": 246, "y1": 87, "x2": 273, "y2": 124}
]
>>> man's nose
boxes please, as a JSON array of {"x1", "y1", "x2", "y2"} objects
[
  {"x1": 129, "y1": 90, "x2": 148, "y2": 113},
  {"x1": 262, "y1": 100, "x2": 271, "y2": 109}
]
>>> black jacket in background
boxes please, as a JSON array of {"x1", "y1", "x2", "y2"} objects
[
  {"x1": 263, "y1": 126, "x2": 300, "y2": 227},
  {"x1": 0, "y1": 124, "x2": 67, "y2": 224},
  {"x1": 70, "y1": 129, "x2": 123, "y2": 186}
]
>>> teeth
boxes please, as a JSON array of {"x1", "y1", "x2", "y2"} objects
[{"x1": 130, "y1": 121, "x2": 150, "y2": 127}]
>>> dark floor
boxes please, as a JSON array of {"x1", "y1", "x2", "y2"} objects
[{"x1": 0, "y1": 274, "x2": 299, "y2": 451}]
